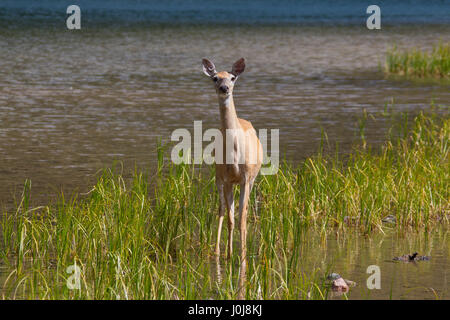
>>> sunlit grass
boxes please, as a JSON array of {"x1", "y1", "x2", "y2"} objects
[
  {"x1": 0, "y1": 108, "x2": 448, "y2": 299},
  {"x1": 385, "y1": 42, "x2": 450, "y2": 78}
]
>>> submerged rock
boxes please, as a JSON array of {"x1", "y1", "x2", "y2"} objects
[{"x1": 393, "y1": 252, "x2": 431, "y2": 262}]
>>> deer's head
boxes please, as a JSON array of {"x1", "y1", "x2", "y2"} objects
[{"x1": 202, "y1": 58, "x2": 245, "y2": 97}]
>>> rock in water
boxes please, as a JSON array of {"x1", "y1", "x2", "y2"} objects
[
  {"x1": 393, "y1": 252, "x2": 431, "y2": 262},
  {"x1": 382, "y1": 214, "x2": 396, "y2": 224},
  {"x1": 415, "y1": 255, "x2": 431, "y2": 261},
  {"x1": 344, "y1": 279, "x2": 357, "y2": 287},
  {"x1": 332, "y1": 277, "x2": 349, "y2": 292},
  {"x1": 327, "y1": 273, "x2": 341, "y2": 281}
]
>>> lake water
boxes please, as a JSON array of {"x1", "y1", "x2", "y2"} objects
[
  {"x1": 299, "y1": 228, "x2": 449, "y2": 299},
  {"x1": 0, "y1": 0, "x2": 449, "y2": 299}
]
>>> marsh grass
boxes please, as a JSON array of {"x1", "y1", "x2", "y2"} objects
[
  {"x1": 385, "y1": 42, "x2": 450, "y2": 78},
  {"x1": 0, "y1": 109, "x2": 449, "y2": 299}
]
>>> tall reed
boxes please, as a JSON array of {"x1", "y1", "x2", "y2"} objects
[{"x1": 385, "y1": 42, "x2": 450, "y2": 78}]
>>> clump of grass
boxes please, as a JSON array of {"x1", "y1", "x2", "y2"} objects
[
  {"x1": 0, "y1": 109, "x2": 448, "y2": 299},
  {"x1": 385, "y1": 42, "x2": 450, "y2": 78}
]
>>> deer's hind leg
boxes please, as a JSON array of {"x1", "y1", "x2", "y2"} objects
[
  {"x1": 224, "y1": 182, "x2": 235, "y2": 259},
  {"x1": 238, "y1": 181, "x2": 250, "y2": 261},
  {"x1": 237, "y1": 180, "x2": 251, "y2": 299}
]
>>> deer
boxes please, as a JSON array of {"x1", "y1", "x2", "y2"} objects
[{"x1": 202, "y1": 58, "x2": 263, "y2": 298}]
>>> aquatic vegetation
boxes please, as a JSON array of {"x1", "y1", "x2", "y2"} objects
[
  {"x1": 385, "y1": 42, "x2": 450, "y2": 78},
  {"x1": 0, "y1": 110, "x2": 448, "y2": 299}
]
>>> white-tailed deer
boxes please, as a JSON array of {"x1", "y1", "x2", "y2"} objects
[{"x1": 202, "y1": 58, "x2": 263, "y2": 298}]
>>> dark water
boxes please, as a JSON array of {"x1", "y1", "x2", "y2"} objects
[
  {"x1": 1, "y1": 0, "x2": 450, "y2": 26},
  {"x1": 0, "y1": 1, "x2": 449, "y2": 299}
]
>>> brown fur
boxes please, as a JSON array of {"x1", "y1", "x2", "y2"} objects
[{"x1": 216, "y1": 71, "x2": 230, "y2": 78}]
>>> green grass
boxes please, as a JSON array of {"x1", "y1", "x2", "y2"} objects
[
  {"x1": 385, "y1": 42, "x2": 450, "y2": 78},
  {"x1": 0, "y1": 109, "x2": 449, "y2": 299}
]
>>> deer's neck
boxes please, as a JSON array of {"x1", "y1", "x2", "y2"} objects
[{"x1": 218, "y1": 94, "x2": 240, "y2": 131}]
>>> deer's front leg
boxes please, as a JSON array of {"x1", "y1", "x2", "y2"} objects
[
  {"x1": 238, "y1": 181, "x2": 250, "y2": 260},
  {"x1": 215, "y1": 182, "x2": 226, "y2": 256},
  {"x1": 224, "y1": 183, "x2": 234, "y2": 260}
]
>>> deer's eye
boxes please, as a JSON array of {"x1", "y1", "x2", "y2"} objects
[
  {"x1": 231, "y1": 76, "x2": 236, "y2": 81},
  {"x1": 213, "y1": 76, "x2": 218, "y2": 82}
]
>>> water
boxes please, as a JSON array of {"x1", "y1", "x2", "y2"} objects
[
  {"x1": 0, "y1": 0, "x2": 449, "y2": 299},
  {"x1": 214, "y1": 227, "x2": 449, "y2": 300},
  {"x1": 301, "y1": 228, "x2": 449, "y2": 299}
]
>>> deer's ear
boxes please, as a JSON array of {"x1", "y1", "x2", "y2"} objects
[
  {"x1": 231, "y1": 58, "x2": 245, "y2": 76},
  {"x1": 202, "y1": 58, "x2": 217, "y2": 77}
]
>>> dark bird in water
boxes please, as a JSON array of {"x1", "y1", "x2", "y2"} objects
[{"x1": 408, "y1": 252, "x2": 418, "y2": 261}]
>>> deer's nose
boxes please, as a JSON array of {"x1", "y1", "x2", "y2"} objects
[{"x1": 219, "y1": 85, "x2": 228, "y2": 94}]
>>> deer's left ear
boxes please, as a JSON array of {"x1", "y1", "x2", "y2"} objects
[
  {"x1": 202, "y1": 58, "x2": 217, "y2": 77},
  {"x1": 231, "y1": 58, "x2": 245, "y2": 76}
]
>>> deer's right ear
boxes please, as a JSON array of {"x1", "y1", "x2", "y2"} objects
[{"x1": 202, "y1": 58, "x2": 217, "y2": 77}]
